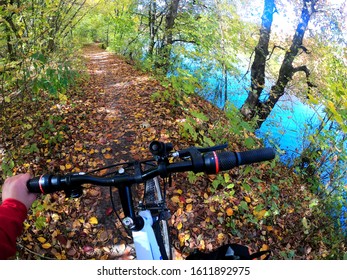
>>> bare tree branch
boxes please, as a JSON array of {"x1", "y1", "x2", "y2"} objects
[
  {"x1": 267, "y1": 45, "x2": 286, "y2": 61},
  {"x1": 292, "y1": 65, "x2": 317, "y2": 88}
]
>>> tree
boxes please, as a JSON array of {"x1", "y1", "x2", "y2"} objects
[
  {"x1": 240, "y1": 0, "x2": 318, "y2": 129},
  {"x1": 0, "y1": 0, "x2": 88, "y2": 106}
]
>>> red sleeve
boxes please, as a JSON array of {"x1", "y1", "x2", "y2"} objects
[{"x1": 0, "y1": 199, "x2": 28, "y2": 259}]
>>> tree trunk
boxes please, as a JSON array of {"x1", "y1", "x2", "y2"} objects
[
  {"x1": 241, "y1": 0, "x2": 317, "y2": 129},
  {"x1": 148, "y1": 0, "x2": 157, "y2": 56},
  {"x1": 214, "y1": 0, "x2": 229, "y2": 109},
  {"x1": 155, "y1": 0, "x2": 180, "y2": 71},
  {"x1": 240, "y1": 0, "x2": 275, "y2": 121}
]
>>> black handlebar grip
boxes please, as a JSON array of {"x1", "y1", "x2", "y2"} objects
[
  {"x1": 27, "y1": 175, "x2": 63, "y2": 194},
  {"x1": 203, "y1": 148, "x2": 275, "y2": 174},
  {"x1": 26, "y1": 176, "x2": 42, "y2": 193},
  {"x1": 235, "y1": 148, "x2": 276, "y2": 166},
  {"x1": 203, "y1": 151, "x2": 237, "y2": 174}
]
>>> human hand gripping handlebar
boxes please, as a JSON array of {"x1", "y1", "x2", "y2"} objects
[{"x1": 27, "y1": 141, "x2": 276, "y2": 196}]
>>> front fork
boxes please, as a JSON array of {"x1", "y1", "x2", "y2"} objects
[
  {"x1": 118, "y1": 185, "x2": 162, "y2": 260},
  {"x1": 130, "y1": 210, "x2": 162, "y2": 260}
]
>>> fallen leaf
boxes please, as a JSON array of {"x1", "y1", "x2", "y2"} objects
[
  {"x1": 171, "y1": 196, "x2": 180, "y2": 203},
  {"x1": 177, "y1": 222, "x2": 183, "y2": 230},
  {"x1": 186, "y1": 204, "x2": 193, "y2": 212},
  {"x1": 89, "y1": 217, "x2": 98, "y2": 225},
  {"x1": 42, "y1": 243, "x2": 52, "y2": 249},
  {"x1": 217, "y1": 233, "x2": 225, "y2": 244},
  {"x1": 253, "y1": 209, "x2": 267, "y2": 220},
  {"x1": 226, "y1": 207, "x2": 234, "y2": 216},
  {"x1": 37, "y1": 237, "x2": 46, "y2": 243},
  {"x1": 83, "y1": 245, "x2": 94, "y2": 254},
  {"x1": 105, "y1": 207, "x2": 113, "y2": 216}
]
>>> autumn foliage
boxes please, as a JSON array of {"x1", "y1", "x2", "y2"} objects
[{"x1": 0, "y1": 44, "x2": 344, "y2": 259}]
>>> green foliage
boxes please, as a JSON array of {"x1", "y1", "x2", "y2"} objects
[
  {"x1": 31, "y1": 199, "x2": 48, "y2": 230},
  {"x1": 179, "y1": 108, "x2": 215, "y2": 147},
  {"x1": 0, "y1": 1, "x2": 85, "y2": 181},
  {"x1": 31, "y1": 53, "x2": 79, "y2": 97},
  {"x1": 297, "y1": 46, "x2": 347, "y2": 255},
  {"x1": 0, "y1": 0, "x2": 84, "y2": 105},
  {"x1": 1, "y1": 159, "x2": 15, "y2": 178},
  {"x1": 152, "y1": 68, "x2": 202, "y2": 104}
]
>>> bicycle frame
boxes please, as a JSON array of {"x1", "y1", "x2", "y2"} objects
[{"x1": 117, "y1": 184, "x2": 164, "y2": 260}]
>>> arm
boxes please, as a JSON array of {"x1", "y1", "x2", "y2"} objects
[
  {"x1": 0, "y1": 199, "x2": 28, "y2": 259},
  {"x1": 0, "y1": 174, "x2": 37, "y2": 259}
]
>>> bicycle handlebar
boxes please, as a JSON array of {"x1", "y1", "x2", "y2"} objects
[{"x1": 27, "y1": 142, "x2": 275, "y2": 195}]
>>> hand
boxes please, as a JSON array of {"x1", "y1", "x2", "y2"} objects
[{"x1": 2, "y1": 174, "x2": 37, "y2": 210}]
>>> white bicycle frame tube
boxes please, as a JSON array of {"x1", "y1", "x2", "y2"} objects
[{"x1": 131, "y1": 210, "x2": 163, "y2": 260}]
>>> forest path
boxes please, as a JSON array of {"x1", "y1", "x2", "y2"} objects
[
  {"x1": 76, "y1": 44, "x2": 184, "y2": 259},
  {"x1": 77, "y1": 44, "x2": 226, "y2": 260},
  {"x1": 73, "y1": 45, "x2": 201, "y2": 258}
]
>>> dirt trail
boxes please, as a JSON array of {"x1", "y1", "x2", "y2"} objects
[
  {"x1": 77, "y1": 44, "x2": 221, "y2": 260},
  {"x1": 77, "y1": 44, "x2": 184, "y2": 259},
  {"x1": 76, "y1": 44, "x2": 236, "y2": 260}
]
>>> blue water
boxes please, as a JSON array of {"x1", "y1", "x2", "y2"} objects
[
  {"x1": 197, "y1": 71, "x2": 322, "y2": 161},
  {"x1": 195, "y1": 68, "x2": 347, "y2": 232}
]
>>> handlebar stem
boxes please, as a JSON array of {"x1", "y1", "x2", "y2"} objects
[{"x1": 118, "y1": 184, "x2": 144, "y2": 231}]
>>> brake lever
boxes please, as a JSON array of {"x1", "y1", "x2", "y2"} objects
[
  {"x1": 173, "y1": 143, "x2": 228, "y2": 158},
  {"x1": 196, "y1": 143, "x2": 228, "y2": 153}
]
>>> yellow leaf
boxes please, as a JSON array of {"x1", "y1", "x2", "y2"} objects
[
  {"x1": 89, "y1": 217, "x2": 98, "y2": 225},
  {"x1": 245, "y1": 196, "x2": 251, "y2": 203},
  {"x1": 54, "y1": 253, "x2": 63, "y2": 260},
  {"x1": 261, "y1": 244, "x2": 269, "y2": 251},
  {"x1": 199, "y1": 239, "x2": 205, "y2": 250},
  {"x1": 37, "y1": 237, "x2": 46, "y2": 243},
  {"x1": 217, "y1": 233, "x2": 225, "y2": 243},
  {"x1": 177, "y1": 222, "x2": 183, "y2": 230},
  {"x1": 203, "y1": 193, "x2": 209, "y2": 199},
  {"x1": 65, "y1": 163, "x2": 72, "y2": 170},
  {"x1": 23, "y1": 222, "x2": 30, "y2": 230},
  {"x1": 209, "y1": 205, "x2": 216, "y2": 212},
  {"x1": 253, "y1": 209, "x2": 267, "y2": 220},
  {"x1": 178, "y1": 233, "x2": 185, "y2": 246},
  {"x1": 176, "y1": 189, "x2": 183, "y2": 195},
  {"x1": 74, "y1": 145, "x2": 83, "y2": 151},
  {"x1": 226, "y1": 207, "x2": 234, "y2": 216},
  {"x1": 42, "y1": 243, "x2": 52, "y2": 249},
  {"x1": 186, "y1": 204, "x2": 193, "y2": 212},
  {"x1": 58, "y1": 93, "x2": 67, "y2": 103},
  {"x1": 171, "y1": 196, "x2": 180, "y2": 203}
]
